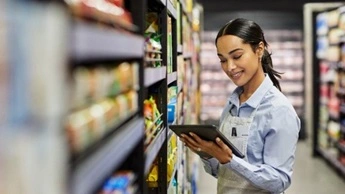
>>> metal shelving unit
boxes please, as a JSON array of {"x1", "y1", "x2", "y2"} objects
[
  {"x1": 145, "y1": 127, "x2": 167, "y2": 174},
  {"x1": 312, "y1": 5, "x2": 345, "y2": 179},
  {"x1": 144, "y1": 67, "x2": 167, "y2": 87},
  {"x1": 72, "y1": 21, "x2": 144, "y2": 62},
  {"x1": 2, "y1": 1, "x2": 203, "y2": 194},
  {"x1": 71, "y1": 118, "x2": 144, "y2": 194},
  {"x1": 167, "y1": 0, "x2": 177, "y2": 20},
  {"x1": 168, "y1": 71, "x2": 177, "y2": 85}
]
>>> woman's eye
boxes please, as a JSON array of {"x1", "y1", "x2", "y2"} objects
[
  {"x1": 233, "y1": 55, "x2": 242, "y2": 60},
  {"x1": 219, "y1": 60, "x2": 226, "y2": 63}
]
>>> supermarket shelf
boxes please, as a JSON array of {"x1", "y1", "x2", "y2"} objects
[
  {"x1": 337, "y1": 142, "x2": 345, "y2": 153},
  {"x1": 177, "y1": 80, "x2": 183, "y2": 93},
  {"x1": 180, "y1": 0, "x2": 192, "y2": 24},
  {"x1": 177, "y1": 44, "x2": 183, "y2": 54},
  {"x1": 178, "y1": 84, "x2": 183, "y2": 94},
  {"x1": 167, "y1": 157, "x2": 179, "y2": 192},
  {"x1": 145, "y1": 127, "x2": 167, "y2": 175},
  {"x1": 167, "y1": 0, "x2": 177, "y2": 20},
  {"x1": 340, "y1": 103, "x2": 345, "y2": 114},
  {"x1": 146, "y1": 58, "x2": 163, "y2": 62},
  {"x1": 144, "y1": 66, "x2": 167, "y2": 87},
  {"x1": 71, "y1": 117, "x2": 144, "y2": 194},
  {"x1": 180, "y1": 0, "x2": 187, "y2": 14},
  {"x1": 158, "y1": 0, "x2": 166, "y2": 6},
  {"x1": 318, "y1": 148, "x2": 345, "y2": 176},
  {"x1": 329, "y1": 114, "x2": 339, "y2": 122},
  {"x1": 167, "y1": 119, "x2": 177, "y2": 140},
  {"x1": 72, "y1": 111, "x2": 138, "y2": 164},
  {"x1": 68, "y1": 1, "x2": 137, "y2": 32},
  {"x1": 282, "y1": 91, "x2": 304, "y2": 96},
  {"x1": 178, "y1": 116, "x2": 185, "y2": 125},
  {"x1": 168, "y1": 129, "x2": 174, "y2": 140},
  {"x1": 202, "y1": 92, "x2": 230, "y2": 96},
  {"x1": 186, "y1": 14, "x2": 193, "y2": 25},
  {"x1": 145, "y1": 114, "x2": 164, "y2": 145},
  {"x1": 341, "y1": 125, "x2": 345, "y2": 133},
  {"x1": 329, "y1": 135, "x2": 339, "y2": 145},
  {"x1": 145, "y1": 49, "x2": 162, "y2": 54},
  {"x1": 337, "y1": 89, "x2": 345, "y2": 98},
  {"x1": 202, "y1": 78, "x2": 229, "y2": 82},
  {"x1": 150, "y1": 0, "x2": 166, "y2": 6},
  {"x1": 280, "y1": 79, "x2": 304, "y2": 83},
  {"x1": 184, "y1": 52, "x2": 193, "y2": 59},
  {"x1": 72, "y1": 21, "x2": 144, "y2": 63},
  {"x1": 168, "y1": 72, "x2": 177, "y2": 85}
]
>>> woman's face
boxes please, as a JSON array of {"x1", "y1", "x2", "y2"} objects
[{"x1": 216, "y1": 35, "x2": 264, "y2": 87}]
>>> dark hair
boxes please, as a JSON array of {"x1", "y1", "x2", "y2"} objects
[{"x1": 215, "y1": 18, "x2": 282, "y2": 91}]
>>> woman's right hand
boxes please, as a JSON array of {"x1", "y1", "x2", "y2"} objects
[{"x1": 179, "y1": 133, "x2": 233, "y2": 164}]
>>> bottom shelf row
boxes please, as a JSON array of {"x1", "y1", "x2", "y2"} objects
[
  {"x1": 91, "y1": 127, "x2": 200, "y2": 194},
  {"x1": 318, "y1": 147, "x2": 345, "y2": 176}
]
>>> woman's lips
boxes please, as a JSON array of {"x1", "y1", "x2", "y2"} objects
[{"x1": 231, "y1": 71, "x2": 243, "y2": 79}]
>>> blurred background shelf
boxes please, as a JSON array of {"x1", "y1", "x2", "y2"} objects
[
  {"x1": 167, "y1": 0, "x2": 177, "y2": 19},
  {"x1": 317, "y1": 148, "x2": 345, "y2": 176},
  {"x1": 72, "y1": 21, "x2": 144, "y2": 63},
  {"x1": 144, "y1": 67, "x2": 167, "y2": 87},
  {"x1": 145, "y1": 127, "x2": 167, "y2": 175},
  {"x1": 71, "y1": 118, "x2": 144, "y2": 194},
  {"x1": 168, "y1": 72, "x2": 177, "y2": 85}
]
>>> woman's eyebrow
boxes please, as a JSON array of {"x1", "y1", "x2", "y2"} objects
[
  {"x1": 228, "y1": 48, "x2": 243, "y2": 55},
  {"x1": 217, "y1": 48, "x2": 243, "y2": 57}
]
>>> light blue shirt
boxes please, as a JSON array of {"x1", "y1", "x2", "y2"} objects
[{"x1": 202, "y1": 75, "x2": 300, "y2": 193}]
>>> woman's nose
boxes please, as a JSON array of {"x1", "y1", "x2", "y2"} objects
[{"x1": 226, "y1": 60, "x2": 236, "y2": 70}]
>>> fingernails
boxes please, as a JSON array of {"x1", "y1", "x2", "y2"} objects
[
  {"x1": 181, "y1": 134, "x2": 185, "y2": 138},
  {"x1": 189, "y1": 132, "x2": 194, "y2": 137},
  {"x1": 216, "y1": 138, "x2": 220, "y2": 142}
]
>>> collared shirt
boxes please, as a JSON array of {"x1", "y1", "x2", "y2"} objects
[{"x1": 202, "y1": 75, "x2": 300, "y2": 193}]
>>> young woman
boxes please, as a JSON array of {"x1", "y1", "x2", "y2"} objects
[{"x1": 180, "y1": 18, "x2": 300, "y2": 194}]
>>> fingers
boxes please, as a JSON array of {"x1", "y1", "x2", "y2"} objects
[
  {"x1": 181, "y1": 133, "x2": 199, "y2": 148},
  {"x1": 215, "y1": 137, "x2": 227, "y2": 149},
  {"x1": 189, "y1": 132, "x2": 202, "y2": 142},
  {"x1": 215, "y1": 137, "x2": 233, "y2": 159},
  {"x1": 179, "y1": 133, "x2": 203, "y2": 153}
]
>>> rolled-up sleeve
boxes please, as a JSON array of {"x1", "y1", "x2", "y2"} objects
[{"x1": 224, "y1": 106, "x2": 300, "y2": 193}]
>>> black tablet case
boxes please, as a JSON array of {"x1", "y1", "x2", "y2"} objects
[{"x1": 169, "y1": 124, "x2": 245, "y2": 158}]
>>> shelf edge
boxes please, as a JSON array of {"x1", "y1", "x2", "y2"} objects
[
  {"x1": 145, "y1": 127, "x2": 167, "y2": 174},
  {"x1": 167, "y1": 72, "x2": 177, "y2": 85},
  {"x1": 144, "y1": 66, "x2": 167, "y2": 87},
  {"x1": 72, "y1": 21, "x2": 144, "y2": 62},
  {"x1": 177, "y1": 44, "x2": 183, "y2": 54},
  {"x1": 71, "y1": 117, "x2": 144, "y2": 194},
  {"x1": 167, "y1": 156, "x2": 179, "y2": 192},
  {"x1": 167, "y1": 0, "x2": 177, "y2": 20},
  {"x1": 318, "y1": 148, "x2": 345, "y2": 176}
]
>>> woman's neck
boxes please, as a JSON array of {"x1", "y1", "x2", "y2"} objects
[{"x1": 240, "y1": 72, "x2": 265, "y2": 103}]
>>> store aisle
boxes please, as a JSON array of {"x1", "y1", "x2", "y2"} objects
[{"x1": 197, "y1": 141, "x2": 345, "y2": 194}]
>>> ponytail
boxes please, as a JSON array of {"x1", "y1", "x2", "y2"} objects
[{"x1": 261, "y1": 49, "x2": 282, "y2": 91}]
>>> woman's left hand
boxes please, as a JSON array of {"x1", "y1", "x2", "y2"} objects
[{"x1": 179, "y1": 132, "x2": 233, "y2": 164}]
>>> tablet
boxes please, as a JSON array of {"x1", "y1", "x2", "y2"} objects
[{"x1": 169, "y1": 124, "x2": 245, "y2": 159}]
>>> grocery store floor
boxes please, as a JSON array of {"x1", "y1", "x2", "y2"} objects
[{"x1": 197, "y1": 140, "x2": 345, "y2": 194}]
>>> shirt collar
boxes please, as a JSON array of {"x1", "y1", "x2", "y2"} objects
[{"x1": 229, "y1": 74, "x2": 274, "y2": 108}]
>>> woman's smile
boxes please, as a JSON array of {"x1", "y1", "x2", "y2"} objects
[{"x1": 230, "y1": 70, "x2": 244, "y2": 80}]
